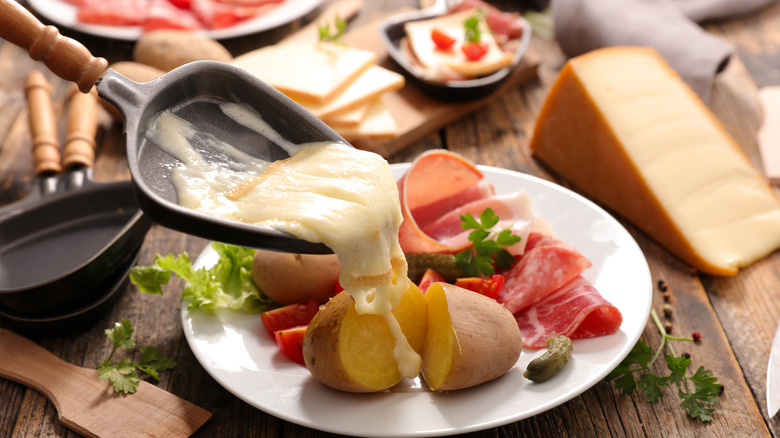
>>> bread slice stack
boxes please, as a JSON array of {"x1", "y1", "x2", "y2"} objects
[{"x1": 231, "y1": 41, "x2": 404, "y2": 142}]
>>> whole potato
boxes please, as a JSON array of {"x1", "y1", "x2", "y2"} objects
[
  {"x1": 133, "y1": 30, "x2": 233, "y2": 72},
  {"x1": 252, "y1": 249, "x2": 340, "y2": 305}
]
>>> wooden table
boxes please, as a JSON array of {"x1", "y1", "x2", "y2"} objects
[{"x1": 2, "y1": 1, "x2": 780, "y2": 437}]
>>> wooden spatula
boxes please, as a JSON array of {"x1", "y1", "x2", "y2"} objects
[{"x1": 0, "y1": 328, "x2": 211, "y2": 438}]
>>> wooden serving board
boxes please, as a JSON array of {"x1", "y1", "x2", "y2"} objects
[{"x1": 283, "y1": 2, "x2": 540, "y2": 158}]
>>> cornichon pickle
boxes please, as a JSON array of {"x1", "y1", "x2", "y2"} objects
[
  {"x1": 523, "y1": 335, "x2": 573, "y2": 382},
  {"x1": 405, "y1": 252, "x2": 464, "y2": 283}
]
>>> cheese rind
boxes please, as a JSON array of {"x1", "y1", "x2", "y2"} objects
[{"x1": 530, "y1": 46, "x2": 780, "y2": 276}]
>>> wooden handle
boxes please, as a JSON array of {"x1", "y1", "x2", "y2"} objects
[
  {"x1": 25, "y1": 70, "x2": 61, "y2": 176},
  {"x1": 0, "y1": 0, "x2": 107, "y2": 93},
  {"x1": 63, "y1": 84, "x2": 98, "y2": 169},
  {"x1": 0, "y1": 329, "x2": 72, "y2": 413}
]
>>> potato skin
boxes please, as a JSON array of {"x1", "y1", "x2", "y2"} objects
[
  {"x1": 133, "y1": 30, "x2": 232, "y2": 72},
  {"x1": 424, "y1": 283, "x2": 522, "y2": 391},
  {"x1": 252, "y1": 250, "x2": 340, "y2": 305}
]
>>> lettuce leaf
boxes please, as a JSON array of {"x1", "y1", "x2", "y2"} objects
[{"x1": 129, "y1": 242, "x2": 272, "y2": 314}]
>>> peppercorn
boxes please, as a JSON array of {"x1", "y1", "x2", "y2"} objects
[
  {"x1": 682, "y1": 352, "x2": 691, "y2": 359},
  {"x1": 662, "y1": 292, "x2": 672, "y2": 302},
  {"x1": 657, "y1": 279, "x2": 668, "y2": 292},
  {"x1": 692, "y1": 331, "x2": 702, "y2": 342},
  {"x1": 662, "y1": 304, "x2": 674, "y2": 317},
  {"x1": 664, "y1": 322, "x2": 673, "y2": 333}
]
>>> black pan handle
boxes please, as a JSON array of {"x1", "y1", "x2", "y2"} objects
[
  {"x1": 0, "y1": 0, "x2": 107, "y2": 93},
  {"x1": 25, "y1": 70, "x2": 60, "y2": 177}
]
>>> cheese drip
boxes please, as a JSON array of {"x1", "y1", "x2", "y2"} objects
[{"x1": 148, "y1": 108, "x2": 418, "y2": 375}]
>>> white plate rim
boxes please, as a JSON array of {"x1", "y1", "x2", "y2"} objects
[
  {"x1": 26, "y1": 0, "x2": 322, "y2": 41},
  {"x1": 181, "y1": 164, "x2": 652, "y2": 437}
]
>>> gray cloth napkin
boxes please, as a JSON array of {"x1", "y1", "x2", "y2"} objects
[{"x1": 552, "y1": 0, "x2": 777, "y2": 102}]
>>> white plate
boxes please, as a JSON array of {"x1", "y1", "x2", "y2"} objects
[
  {"x1": 182, "y1": 164, "x2": 652, "y2": 437},
  {"x1": 26, "y1": 0, "x2": 322, "y2": 40}
]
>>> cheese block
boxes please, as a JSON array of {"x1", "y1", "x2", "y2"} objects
[
  {"x1": 230, "y1": 42, "x2": 376, "y2": 103},
  {"x1": 297, "y1": 65, "x2": 405, "y2": 119},
  {"x1": 530, "y1": 46, "x2": 780, "y2": 276},
  {"x1": 322, "y1": 101, "x2": 371, "y2": 127},
  {"x1": 404, "y1": 8, "x2": 513, "y2": 78}
]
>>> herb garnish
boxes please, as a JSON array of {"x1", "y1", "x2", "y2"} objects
[
  {"x1": 318, "y1": 14, "x2": 347, "y2": 44},
  {"x1": 97, "y1": 319, "x2": 177, "y2": 394},
  {"x1": 463, "y1": 14, "x2": 482, "y2": 43},
  {"x1": 454, "y1": 208, "x2": 521, "y2": 277},
  {"x1": 606, "y1": 310, "x2": 722, "y2": 422}
]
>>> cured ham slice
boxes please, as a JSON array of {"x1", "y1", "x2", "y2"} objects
[
  {"x1": 76, "y1": 0, "x2": 149, "y2": 26},
  {"x1": 398, "y1": 150, "x2": 484, "y2": 253},
  {"x1": 497, "y1": 232, "x2": 592, "y2": 313},
  {"x1": 144, "y1": 0, "x2": 203, "y2": 31},
  {"x1": 191, "y1": 0, "x2": 277, "y2": 29},
  {"x1": 515, "y1": 276, "x2": 623, "y2": 349},
  {"x1": 422, "y1": 190, "x2": 549, "y2": 255}
]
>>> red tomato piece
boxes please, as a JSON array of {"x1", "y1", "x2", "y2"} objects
[
  {"x1": 455, "y1": 274, "x2": 505, "y2": 299},
  {"x1": 417, "y1": 268, "x2": 445, "y2": 293},
  {"x1": 461, "y1": 41, "x2": 489, "y2": 61},
  {"x1": 431, "y1": 28, "x2": 456, "y2": 50},
  {"x1": 261, "y1": 300, "x2": 319, "y2": 335},
  {"x1": 274, "y1": 326, "x2": 307, "y2": 365}
]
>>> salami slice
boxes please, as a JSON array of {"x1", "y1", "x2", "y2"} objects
[
  {"x1": 144, "y1": 0, "x2": 203, "y2": 31},
  {"x1": 497, "y1": 232, "x2": 592, "y2": 313},
  {"x1": 515, "y1": 276, "x2": 623, "y2": 349}
]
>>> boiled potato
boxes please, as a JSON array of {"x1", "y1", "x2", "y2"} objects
[
  {"x1": 303, "y1": 282, "x2": 427, "y2": 393},
  {"x1": 133, "y1": 30, "x2": 232, "y2": 72},
  {"x1": 252, "y1": 250, "x2": 340, "y2": 305},
  {"x1": 422, "y1": 282, "x2": 522, "y2": 391}
]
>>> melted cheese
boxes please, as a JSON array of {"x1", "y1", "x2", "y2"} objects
[
  {"x1": 148, "y1": 105, "x2": 419, "y2": 373},
  {"x1": 531, "y1": 46, "x2": 780, "y2": 275}
]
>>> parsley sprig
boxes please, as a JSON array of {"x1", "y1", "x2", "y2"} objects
[
  {"x1": 463, "y1": 14, "x2": 482, "y2": 43},
  {"x1": 97, "y1": 319, "x2": 177, "y2": 394},
  {"x1": 454, "y1": 208, "x2": 521, "y2": 277},
  {"x1": 318, "y1": 14, "x2": 347, "y2": 44},
  {"x1": 606, "y1": 310, "x2": 722, "y2": 422}
]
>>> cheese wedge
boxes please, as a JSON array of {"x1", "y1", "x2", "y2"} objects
[
  {"x1": 404, "y1": 8, "x2": 513, "y2": 78},
  {"x1": 530, "y1": 46, "x2": 780, "y2": 276},
  {"x1": 231, "y1": 42, "x2": 376, "y2": 103},
  {"x1": 330, "y1": 98, "x2": 398, "y2": 140},
  {"x1": 297, "y1": 65, "x2": 404, "y2": 119}
]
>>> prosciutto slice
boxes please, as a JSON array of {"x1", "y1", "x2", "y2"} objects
[
  {"x1": 515, "y1": 276, "x2": 623, "y2": 349},
  {"x1": 398, "y1": 150, "x2": 485, "y2": 253},
  {"x1": 497, "y1": 232, "x2": 592, "y2": 313},
  {"x1": 422, "y1": 190, "x2": 550, "y2": 256}
]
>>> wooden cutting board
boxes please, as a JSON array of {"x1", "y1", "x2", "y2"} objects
[{"x1": 282, "y1": 1, "x2": 540, "y2": 158}]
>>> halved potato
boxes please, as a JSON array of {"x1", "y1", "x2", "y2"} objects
[
  {"x1": 422, "y1": 282, "x2": 522, "y2": 391},
  {"x1": 303, "y1": 281, "x2": 426, "y2": 392}
]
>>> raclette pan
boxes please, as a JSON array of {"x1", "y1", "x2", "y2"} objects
[
  {"x1": 0, "y1": 0, "x2": 346, "y2": 254},
  {"x1": 0, "y1": 71, "x2": 151, "y2": 314}
]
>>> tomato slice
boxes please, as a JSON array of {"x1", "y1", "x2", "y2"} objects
[
  {"x1": 274, "y1": 326, "x2": 307, "y2": 365},
  {"x1": 417, "y1": 268, "x2": 445, "y2": 293},
  {"x1": 461, "y1": 41, "x2": 489, "y2": 61},
  {"x1": 454, "y1": 274, "x2": 505, "y2": 299},
  {"x1": 260, "y1": 300, "x2": 319, "y2": 335},
  {"x1": 431, "y1": 28, "x2": 456, "y2": 50}
]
